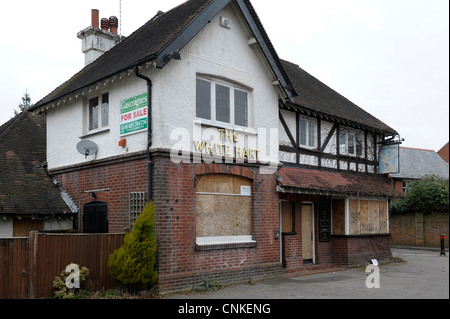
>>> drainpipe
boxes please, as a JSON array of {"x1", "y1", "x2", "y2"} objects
[
  {"x1": 134, "y1": 66, "x2": 159, "y2": 274},
  {"x1": 134, "y1": 66, "x2": 153, "y2": 202}
]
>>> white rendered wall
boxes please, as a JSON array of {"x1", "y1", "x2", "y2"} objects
[
  {"x1": 0, "y1": 217, "x2": 13, "y2": 238},
  {"x1": 46, "y1": 3, "x2": 281, "y2": 170}
]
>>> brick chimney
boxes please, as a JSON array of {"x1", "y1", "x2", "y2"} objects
[{"x1": 77, "y1": 9, "x2": 122, "y2": 66}]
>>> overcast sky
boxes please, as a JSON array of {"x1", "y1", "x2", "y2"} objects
[{"x1": 1, "y1": 0, "x2": 448, "y2": 152}]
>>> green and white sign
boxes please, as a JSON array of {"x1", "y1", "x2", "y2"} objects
[{"x1": 120, "y1": 92, "x2": 148, "y2": 135}]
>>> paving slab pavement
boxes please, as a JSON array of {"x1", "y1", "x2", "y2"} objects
[{"x1": 166, "y1": 248, "x2": 449, "y2": 300}]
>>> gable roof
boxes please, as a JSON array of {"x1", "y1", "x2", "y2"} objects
[
  {"x1": 29, "y1": 0, "x2": 397, "y2": 137},
  {"x1": 437, "y1": 142, "x2": 449, "y2": 163},
  {"x1": 0, "y1": 112, "x2": 73, "y2": 215},
  {"x1": 281, "y1": 60, "x2": 397, "y2": 135},
  {"x1": 30, "y1": 0, "x2": 294, "y2": 111},
  {"x1": 390, "y1": 147, "x2": 449, "y2": 180}
]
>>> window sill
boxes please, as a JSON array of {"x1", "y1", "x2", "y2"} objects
[
  {"x1": 80, "y1": 128, "x2": 110, "y2": 139},
  {"x1": 195, "y1": 242, "x2": 257, "y2": 251},
  {"x1": 193, "y1": 119, "x2": 257, "y2": 136},
  {"x1": 195, "y1": 236, "x2": 257, "y2": 251},
  {"x1": 282, "y1": 232, "x2": 297, "y2": 236}
]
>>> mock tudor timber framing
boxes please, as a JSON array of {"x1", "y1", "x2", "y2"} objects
[{"x1": 279, "y1": 103, "x2": 380, "y2": 173}]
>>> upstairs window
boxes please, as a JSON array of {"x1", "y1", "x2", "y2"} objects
[
  {"x1": 339, "y1": 128, "x2": 363, "y2": 157},
  {"x1": 300, "y1": 117, "x2": 317, "y2": 148},
  {"x1": 88, "y1": 93, "x2": 109, "y2": 131},
  {"x1": 196, "y1": 78, "x2": 249, "y2": 128}
]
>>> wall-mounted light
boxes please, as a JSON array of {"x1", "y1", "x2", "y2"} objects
[{"x1": 89, "y1": 192, "x2": 97, "y2": 199}]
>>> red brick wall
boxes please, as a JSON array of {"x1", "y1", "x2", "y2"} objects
[
  {"x1": 390, "y1": 211, "x2": 449, "y2": 248},
  {"x1": 152, "y1": 152, "x2": 282, "y2": 293},
  {"x1": 282, "y1": 200, "x2": 302, "y2": 269},
  {"x1": 50, "y1": 150, "x2": 398, "y2": 293},
  {"x1": 279, "y1": 197, "x2": 338, "y2": 272},
  {"x1": 51, "y1": 151, "x2": 283, "y2": 293},
  {"x1": 438, "y1": 142, "x2": 449, "y2": 163},
  {"x1": 394, "y1": 180, "x2": 404, "y2": 193},
  {"x1": 50, "y1": 152, "x2": 148, "y2": 233},
  {"x1": 332, "y1": 235, "x2": 391, "y2": 267}
]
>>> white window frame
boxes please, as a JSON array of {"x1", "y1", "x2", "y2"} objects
[
  {"x1": 339, "y1": 128, "x2": 364, "y2": 157},
  {"x1": 299, "y1": 116, "x2": 317, "y2": 149},
  {"x1": 86, "y1": 92, "x2": 109, "y2": 134},
  {"x1": 196, "y1": 77, "x2": 252, "y2": 129}
]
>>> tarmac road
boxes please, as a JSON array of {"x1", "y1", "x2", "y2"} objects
[{"x1": 166, "y1": 248, "x2": 449, "y2": 299}]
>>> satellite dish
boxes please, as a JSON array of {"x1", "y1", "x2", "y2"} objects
[{"x1": 76, "y1": 140, "x2": 98, "y2": 158}]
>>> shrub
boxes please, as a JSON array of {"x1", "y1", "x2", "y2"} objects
[
  {"x1": 108, "y1": 202, "x2": 158, "y2": 292},
  {"x1": 391, "y1": 176, "x2": 449, "y2": 214},
  {"x1": 53, "y1": 263, "x2": 90, "y2": 299}
]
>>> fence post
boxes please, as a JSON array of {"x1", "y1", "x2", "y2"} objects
[{"x1": 28, "y1": 231, "x2": 39, "y2": 299}]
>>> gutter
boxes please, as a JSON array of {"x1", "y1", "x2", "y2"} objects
[
  {"x1": 28, "y1": 56, "x2": 157, "y2": 113},
  {"x1": 133, "y1": 66, "x2": 153, "y2": 202}
]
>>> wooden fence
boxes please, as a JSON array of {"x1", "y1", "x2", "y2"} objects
[{"x1": 0, "y1": 232, "x2": 125, "y2": 299}]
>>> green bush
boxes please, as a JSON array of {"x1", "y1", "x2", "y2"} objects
[
  {"x1": 108, "y1": 202, "x2": 158, "y2": 291},
  {"x1": 53, "y1": 263, "x2": 90, "y2": 299},
  {"x1": 391, "y1": 176, "x2": 449, "y2": 214}
]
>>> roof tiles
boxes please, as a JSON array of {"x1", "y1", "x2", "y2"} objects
[{"x1": 278, "y1": 166, "x2": 402, "y2": 198}]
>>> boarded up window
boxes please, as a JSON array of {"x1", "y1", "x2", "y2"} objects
[
  {"x1": 379, "y1": 201, "x2": 388, "y2": 233},
  {"x1": 348, "y1": 199, "x2": 389, "y2": 235},
  {"x1": 196, "y1": 174, "x2": 252, "y2": 238},
  {"x1": 13, "y1": 218, "x2": 44, "y2": 237},
  {"x1": 281, "y1": 201, "x2": 294, "y2": 233},
  {"x1": 332, "y1": 199, "x2": 346, "y2": 235},
  {"x1": 369, "y1": 200, "x2": 380, "y2": 233},
  {"x1": 349, "y1": 199, "x2": 360, "y2": 235},
  {"x1": 360, "y1": 200, "x2": 369, "y2": 234}
]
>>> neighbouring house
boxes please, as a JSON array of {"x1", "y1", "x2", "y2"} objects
[
  {"x1": 28, "y1": 0, "x2": 402, "y2": 293},
  {"x1": 391, "y1": 147, "x2": 449, "y2": 193},
  {"x1": 389, "y1": 146, "x2": 449, "y2": 248},
  {"x1": 438, "y1": 142, "x2": 449, "y2": 163},
  {"x1": 0, "y1": 112, "x2": 77, "y2": 238}
]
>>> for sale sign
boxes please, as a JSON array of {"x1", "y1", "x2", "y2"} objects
[{"x1": 120, "y1": 92, "x2": 148, "y2": 135}]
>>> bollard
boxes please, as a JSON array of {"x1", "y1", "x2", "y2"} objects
[{"x1": 440, "y1": 234, "x2": 446, "y2": 256}]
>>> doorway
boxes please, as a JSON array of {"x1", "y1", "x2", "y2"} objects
[
  {"x1": 279, "y1": 200, "x2": 294, "y2": 266},
  {"x1": 83, "y1": 201, "x2": 109, "y2": 233},
  {"x1": 302, "y1": 204, "x2": 314, "y2": 263}
]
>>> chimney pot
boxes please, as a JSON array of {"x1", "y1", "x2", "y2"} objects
[
  {"x1": 91, "y1": 9, "x2": 99, "y2": 28},
  {"x1": 101, "y1": 18, "x2": 109, "y2": 31},
  {"x1": 109, "y1": 16, "x2": 119, "y2": 35}
]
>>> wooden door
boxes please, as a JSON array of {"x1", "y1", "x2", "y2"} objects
[
  {"x1": 302, "y1": 204, "x2": 314, "y2": 261},
  {"x1": 83, "y1": 201, "x2": 109, "y2": 233}
]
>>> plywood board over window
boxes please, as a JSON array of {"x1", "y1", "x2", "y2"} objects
[
  {"x1": 332, "y1": 199, "x2": 345, "y2": 235},
  {"x1": 347, "y1": 199, "x2": 389, "y2": 235},
  {"x1": 369, "y1": 200, "x2": 380, "y2": 233},
  {"x1": 379, "y1": 201, "x2": 388, "y2": 233},
  {"x1": 281, "y1": 201, "x2": 294, "y2": 233},
  {"x1": 349, "y1": 199, "x2": 360, "y2": 235},
  {"x1": 360, "y1": 200, "x2": 369, "y2": 234},
  {"x1": 196, "y1": 174, "x2": 252, "y2": 241}
]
